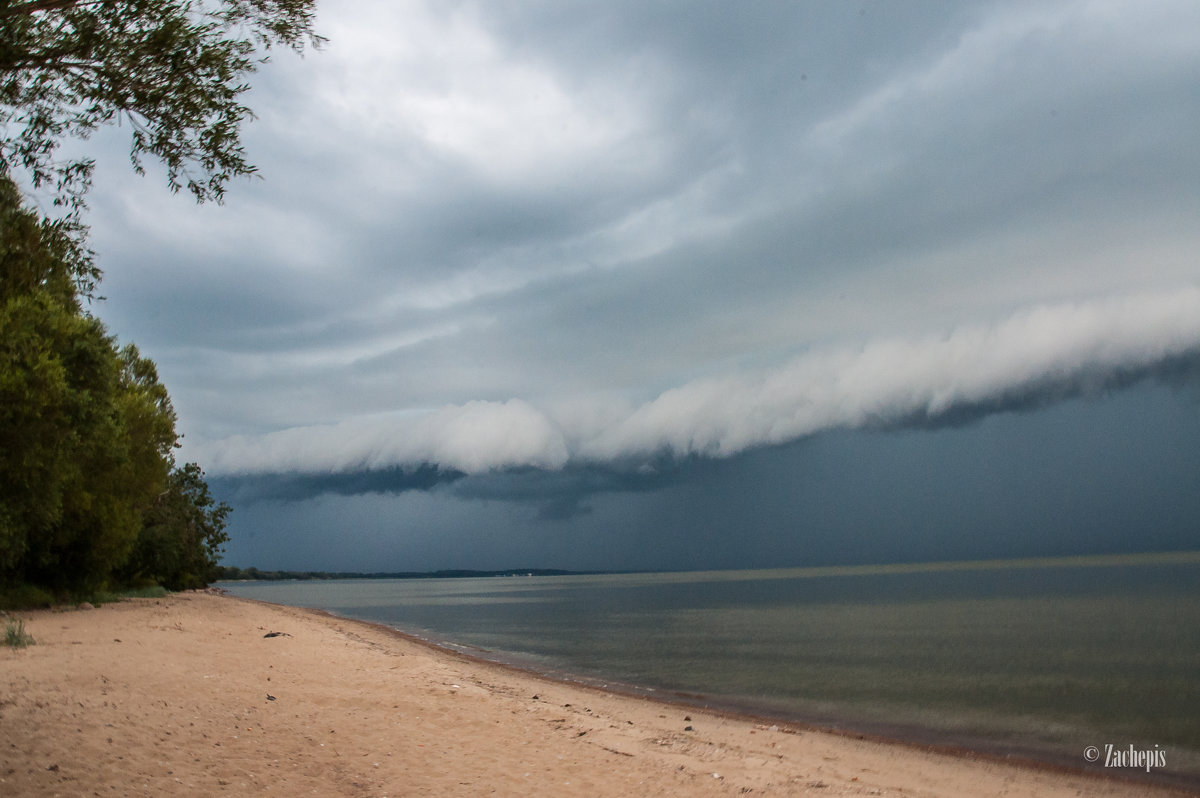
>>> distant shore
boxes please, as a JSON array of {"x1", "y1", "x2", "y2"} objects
[{"x1": 2, "y1": 593, "x2": 1192, "y2": 797}]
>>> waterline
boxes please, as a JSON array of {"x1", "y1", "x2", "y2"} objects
[{"x1": 221, "y1": 551, "x2": 1200, "y2": 781}]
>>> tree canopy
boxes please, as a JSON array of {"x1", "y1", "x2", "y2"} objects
[
  {"x1": 119, "y1": 462, "x2": 231, "y2": 590},
  {"x1": 0, "y1": 0, "x2": 296, "y2": 603},
  {"x1": 0, "y1": 0, "x2": 322, "y2": 220},
  {"x1": 1, "y1": 169, "x2": 231, "y2": 600}
]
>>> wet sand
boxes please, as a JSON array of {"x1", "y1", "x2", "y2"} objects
[{"x1": 1, "y1": 592, "x2": 1190, "y2": 796}]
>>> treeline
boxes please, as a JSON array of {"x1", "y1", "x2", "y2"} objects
[
  {"x1": 1, "y1": 0, "x2": 321, "y2": 609},
  {"x1": 216, "y1": 567, "x2": 584, "y2": 582},
  {"x1": 0, "y1": 174, "x2": 230, "y2": 607}
]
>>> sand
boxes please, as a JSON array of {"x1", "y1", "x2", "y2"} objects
[{"x1": 1, "y1": 592, "x2": 1190, "y2": 797}]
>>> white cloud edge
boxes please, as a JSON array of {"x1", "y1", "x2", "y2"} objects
[{"x1": 190, "y1": 286, "x2": 1200, "y2": 477}]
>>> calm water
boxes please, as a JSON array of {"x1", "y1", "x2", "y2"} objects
[{"x1": 221, "y1": 552, "x2": 1200, "y2": 780}]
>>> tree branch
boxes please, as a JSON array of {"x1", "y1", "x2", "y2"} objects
[{"x1": 0, "y1": 0, "x2": 118, "y2": 18}]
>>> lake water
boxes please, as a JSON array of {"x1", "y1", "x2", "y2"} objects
[{"x1": 220, "y1": 551, "x2": 1200, "y2": 784}]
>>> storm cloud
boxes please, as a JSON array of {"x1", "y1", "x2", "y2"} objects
[
  {"x1": 192, "y1": 289, "x2": 1200, "y2": 481},
  {"x1": 73, "y1": 0, "x2": 1200, "y2": 570}
]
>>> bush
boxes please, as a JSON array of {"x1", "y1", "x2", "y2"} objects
[
  {"x1": 118, "y1": 585, "x2": 169, "y2": 599},
  {"x1": 0, "y1": 583, "x2": 54, "y2": 610},
  {"x1": 3, "y1": 618, "x2": 34, "y2": 648},
  {"x1": 119, "y1": 463, "x2": 230, "y2": 591}
]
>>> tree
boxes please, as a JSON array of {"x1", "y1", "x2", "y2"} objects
[
  {"x1": 0, "y1": 0, "x2": 322, "y2": 229},
  {"x1": 0, "y1": 1, "x2": 319, "y2": 599},
  {"x1": 120, "y1": 462, "x2": 231, "y2": 590},
  {"x1": 1, "y1": 173, "x2": 179, "y2": 591},
  {"x1": 0, "y1": 169, "x2": 96, "y2": 576},
  {"x1": 3, "y1": 166, "x2": 239, "y2": 597}
]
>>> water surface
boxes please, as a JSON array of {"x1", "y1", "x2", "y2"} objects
[{"x1": 221, "y1": 552, "x2": 1200, "y2": 781}]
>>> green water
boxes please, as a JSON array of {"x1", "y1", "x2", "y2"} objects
[{"x1": 221, "y1": 552, "x2": 1200, "y2": 780}]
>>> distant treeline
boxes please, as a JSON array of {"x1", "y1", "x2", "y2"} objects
[{"x1": 215, "y1": 566, "x2": 590, "y2": 581}]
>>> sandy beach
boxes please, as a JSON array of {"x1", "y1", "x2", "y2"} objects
[{"x1": 1, "y1": 592, "x2": 1190, "y2": 797}]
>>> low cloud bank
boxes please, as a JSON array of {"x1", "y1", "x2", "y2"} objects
[{"x1": 194, "y1": 288, "x2": 1200, "y2": 483}]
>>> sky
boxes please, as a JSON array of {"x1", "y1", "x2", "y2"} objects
[{"x1": 76, "y1": 0, "x2": 1200, "y2": 572}]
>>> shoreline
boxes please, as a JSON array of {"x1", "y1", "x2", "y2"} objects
[
  {"x1": 3, "y1": 591, "x2": 1194, "y2": 797},
  {"x1": 289, "y1": 598, "x2": 1200, "y2": 795}
]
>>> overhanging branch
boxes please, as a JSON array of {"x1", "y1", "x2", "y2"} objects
[{"x1": 0, "y1": 0, "x2": 119, "y2": 18}]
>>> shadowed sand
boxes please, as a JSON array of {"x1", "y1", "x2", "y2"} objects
[{"x1": 1, "y1": 592, "x2": 1190, "y2": 797}]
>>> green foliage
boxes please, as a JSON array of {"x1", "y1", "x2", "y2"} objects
[
  {"x1": 116, "y1": 584, "x2": 168, "y2": 599},
  {"x1": 0, "y1": 0, "x2": 311, "y2": 600},
  {"x1": 1, "y1": 168, "x2": 230, "y2": 598},
  {"x1": 0, "y1": 0, "x2": 323, "y2": 216},
  {"x1": 120, "y1": 462, "x2": 231, "y2": 590},
  {"x1": 1, "y1": 179, "x2": 178, "y2": 591},
  {"x1": 0, "y1": 583, "x2": 165, "y2": 609},
  {"x1": 3, "y1": 617, "x2": 34, "y2": 647},
  {"x1": 0, "y1": 582, "x2": 53, "y2": 609},
  {"x1": 0, "y1": 169, "x2": 95, "y2": 301}
]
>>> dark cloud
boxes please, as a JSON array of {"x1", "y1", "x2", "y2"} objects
[
  {"x1": 448, "y1": 460, "x2": 691, "y2": 522},
  {"x1": 216, "y1": 382, "x2": 1200, "y2": 572},
  {"x1": 210, "y1": 465, "x2": 464, "y2": 504},
  {"x1": 184, "y1": 290, "x2": 1200, "y2": 479},
  {"x1": 871, "y1": 351, "x2": 1200, "y2": 433},
  {"x1": 69, "y1": 1, "x2": 1200, "y2": 570},
  {"x1": 210, "y1": 355, "x2": 1200, "y2": 532}
]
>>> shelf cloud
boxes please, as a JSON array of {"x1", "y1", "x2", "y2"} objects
[
  {"x1": 194, "y1": 288, "x2": 1200, "y2": 489},
  {"x1": 81, "y1": 1, "x2": 1200, "y2": 569}
]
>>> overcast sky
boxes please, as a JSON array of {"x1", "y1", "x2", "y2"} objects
[{"x1": 82, "y1": 0, "x2": 1200, "y2": 572}]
